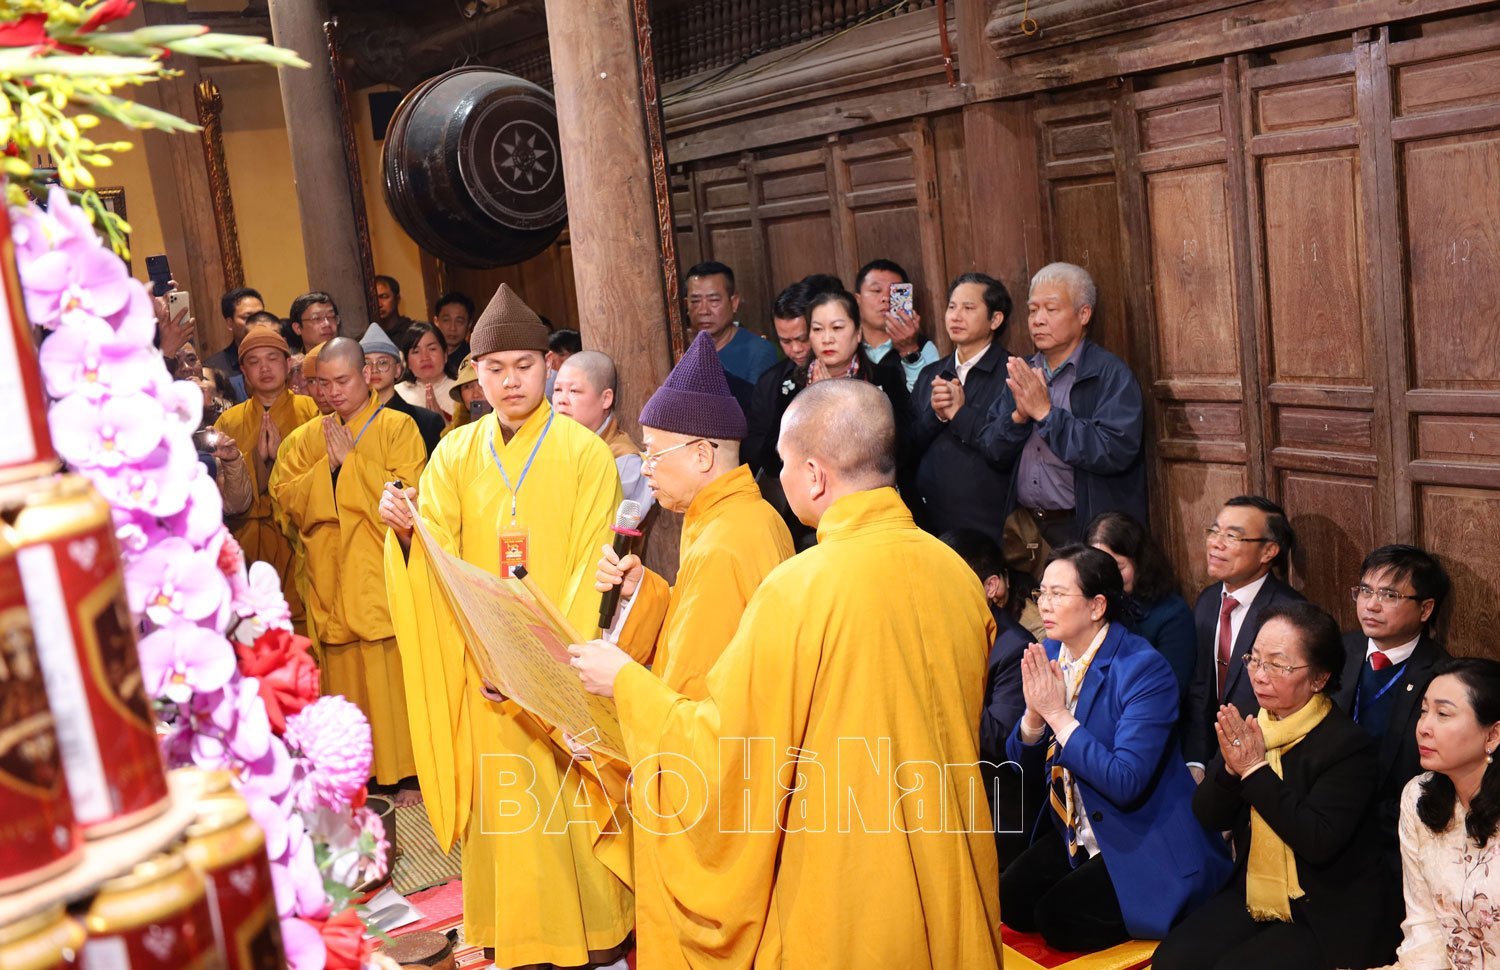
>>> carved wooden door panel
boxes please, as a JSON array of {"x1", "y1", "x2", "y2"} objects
[
  {"x1": 1119, "y1": 70, "x2": 1262, "y2": 598},
  {"x1": 1382, "y1": 21, "x2": 1500, "y2": 654},
  {"x1": 1241, "y1": 45, "x2": 1392, "y2": 630}
]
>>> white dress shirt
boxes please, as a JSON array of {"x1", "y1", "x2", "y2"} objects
[
  {"x1": 955, "y1": 343, "x2": 990, "y2": 386},
  {"x1": 1366, "y1": 634, "x2": 1421, "y2": 666},
  {"x1": 1221, "y1": 572, "x2": 1270, "y2": 663}
]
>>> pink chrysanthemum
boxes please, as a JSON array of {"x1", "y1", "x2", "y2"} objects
[{"x1": 284, "y1": 696, "x2": 372, "y2": 814}]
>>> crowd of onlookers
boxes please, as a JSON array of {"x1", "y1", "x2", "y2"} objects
[{"x1": 155, "y1": 256, "x2": 1498, "y2": 969}]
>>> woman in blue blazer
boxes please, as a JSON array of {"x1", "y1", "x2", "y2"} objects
[{"x1": 1002, "y1": 545, "x2": 1233, "y2": 952}]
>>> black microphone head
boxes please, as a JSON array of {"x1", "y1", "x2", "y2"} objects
[{"x1": 613, "y1": 499, "x2": 645, "y2": 533}]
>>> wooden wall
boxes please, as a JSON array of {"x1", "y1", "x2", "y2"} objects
[
  {"x1": 1036, "y1": 16, "x2": 1500, "y2": 648},
  {"x1": 442, "y1": 3, "x2": 1500, "y2": 654}
]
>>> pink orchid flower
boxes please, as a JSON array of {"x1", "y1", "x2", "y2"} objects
[{"x1": 137, "y1": 624, "x2": 237, "y2": 704}]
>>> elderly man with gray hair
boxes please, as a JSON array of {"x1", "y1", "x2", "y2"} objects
[{"x1": 930, "y1": 261, "x2": 1145, "y2": 575}]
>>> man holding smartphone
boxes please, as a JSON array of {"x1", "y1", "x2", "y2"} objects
[{"x1": 854, "y1": 258, "x2": 939, "y2": 391}]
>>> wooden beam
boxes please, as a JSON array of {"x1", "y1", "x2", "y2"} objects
[
  {"x1": 544, "y1": 0, "x2": 680, "y2": 433},
  {"x1": 134, "y1": 5, "x2": 226, "y2": 354},
  {"x1": 267, "y1": 0, "x2": 371, "y2": 334},
  {"x1": 978, "y1": 0, "x2": 1491, "y2": 100}
]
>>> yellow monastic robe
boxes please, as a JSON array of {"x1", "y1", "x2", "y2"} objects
[
  {"x1": 269, "y1": 394, "x2": 426, "y2": 784},
  {"x1": 609, "y1": 464, "x2": 793, "y2": 966},
  {"x1": 382, "y1": 402, "x2": 634, "y2": 963},
  {"x1": 216, "y1": 390, "x2": 320, "y2": 628},
  {"x1": 613, "y1": 487, "x2": 1003, "y2": 970},
  {"x1": 620, "y1": 464, "x2": 792, "y2": 698},
  {"x1": 600, "y1": 414, "x2": 641, "y2": 460}
]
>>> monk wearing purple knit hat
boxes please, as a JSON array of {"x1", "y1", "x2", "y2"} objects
[{"x1": 570, "y1": 331, "x2": 794, "y2": 955}]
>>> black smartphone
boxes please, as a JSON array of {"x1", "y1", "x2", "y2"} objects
[
  {"x1": 938, "y1": 368, "x2": 958, "y2": 382},
  {"x1": 145, "y1": 254, "x2": 172, "y2": 297},
  {"x1": 470, "y1": 398, "x2": 494, "y2": 419}
]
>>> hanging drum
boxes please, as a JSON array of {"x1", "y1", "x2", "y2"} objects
[{"x1": 383, "y1": 68, "x2": 567, "y2": 269}]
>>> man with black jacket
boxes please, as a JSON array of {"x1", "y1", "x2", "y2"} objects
[
  {"x1": 1183, "y1": 494, "x2": 1305, "y2": 775},
  {"x1": 1332, "y1": 544, "x2": 1451, "y2": 963},
  {"x1": 912, "y1": 272, "x2": 1012, "y2": 546}
]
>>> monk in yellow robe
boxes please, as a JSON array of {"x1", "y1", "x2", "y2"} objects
[
  {"x1": 380, "y1": 285, "x2": 633, "y2": 967},
  {"x1": 578, "y1": 331, "x2": 793, "y2": 967},
  {"x1": 571, "y1": 379, "x2": 1003, "y2": 970},
  {"x1": 270, "y1": 337, "x2": 426, "y2": 787},
  {"x1": 215, "y1": 326, "x2": 319, "y2": 631},
  {"x1": 552, "y1": 350, "x2": 653, "y2": 516}
]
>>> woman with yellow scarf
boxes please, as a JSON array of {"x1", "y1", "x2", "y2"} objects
[{"x1": 1155, "y1": 602, "x2": 1383, "y2": 970}]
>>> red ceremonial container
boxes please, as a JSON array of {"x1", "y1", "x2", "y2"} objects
[
  {"x1": 1, "y1": 475, "x2": 169, "y2": 836},
  {"x1": 184, "y1": 782, "x2": 286, "y2": 970},
  {"x1": 0, "y1": 905, "x2": 84, "y2": 970},
  {"x1": 81, "y1": 849, "x2": 227, "y2": 970},
  {"x1": 0, "y1": 201, "x2": 59, "y2": 485},
  {"x1": 0, "y1": 523, "x2": 84, "y2": 892}
]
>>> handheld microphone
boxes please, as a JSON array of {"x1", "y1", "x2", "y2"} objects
[{"x1": 598, "y1": 499, "x2": 645, "y2": 630}]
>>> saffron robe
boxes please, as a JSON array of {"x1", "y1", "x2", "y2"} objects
[
  {"x1": 216, "y1": 390, "x2": 319, "y2": 627},
  {"x1": 612, "y1": 464, "x2": 793, "y2": 967},
  {"x1": 613, "y1": 487, "x2": 1003, "y2": 969},
  {"x1": 383, "y1": 402, "x2": 633, "y2": 963},
  {"x1": 270, "y1": 394, "x2": 426, "y2": 784}
]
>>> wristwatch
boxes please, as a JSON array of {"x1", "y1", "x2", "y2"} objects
[{"x1": 901, "y1": 349, "x2": 924, "y2": 364}]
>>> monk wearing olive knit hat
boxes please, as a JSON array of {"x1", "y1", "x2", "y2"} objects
[
  {"x1": 379, "y1": 282, "x2": 635, "y2": 965},
  {"x1": 563, "y1": 332, "x2": 794, "y2": 961}
]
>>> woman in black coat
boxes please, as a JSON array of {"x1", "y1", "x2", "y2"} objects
[{"x1": 1153, "y1": 601, "x2": 1383, "y2": 970}]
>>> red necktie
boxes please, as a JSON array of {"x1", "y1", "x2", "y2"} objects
[
  {"x1": 1217, "y1": 594, "x2": 1240, "y2": 697},
  {"x1": 1370, "y1": 651, "x2": 1391, "y2": 671}
]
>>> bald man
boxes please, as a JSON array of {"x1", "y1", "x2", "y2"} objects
[
  {"x1": 577, "y1": 333, "x2": 793, "y2": 966},
  {"x1": 570, "y1": 379, "x2": 1002, "y2": 969},
  {"x1": 552, "y1": 350, "x2": 652, "y2": 513},
  {"x1": 270, "y1": 337, "x2": 426, "y2": 789}
]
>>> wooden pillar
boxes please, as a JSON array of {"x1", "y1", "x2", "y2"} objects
[
  {"x1": 542, "y1": 0, "x2": 681, "y2": 436},
  {"x1": 544, "y1": 0, "x2": 686, "y2": 578},
  {"x1": 958, "y1": 0, "x2": 1044, "y2": 355},
  {"x1": 267, "y1": 0, "x2": 370, "y2": 333},
  {"x1": 134, "y1": 5, "x2": 225, "y2": 355}
]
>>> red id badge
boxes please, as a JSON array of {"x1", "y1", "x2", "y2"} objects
[{"x1": 499, "y1": 526, "x2": 529, "y2": 578}]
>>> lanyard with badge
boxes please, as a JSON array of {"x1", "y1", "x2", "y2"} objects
[
  {"x1": 1355, "y1": 660, "x2": 1409, "y2": 723},
  {"x1": 487, "y1": 412, "x2": 553, "y2": 577}
]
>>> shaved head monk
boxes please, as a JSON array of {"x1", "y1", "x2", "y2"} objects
[
  {"x1": 571, "y1": 378, "x2": 1003, "y2": 969},
  {"x1": 552, "y1": 349, "x2": 653, "y2": 513},
  {"x1": 578, "y1": 333, "x2": 794, "y2": 966},
  {"x1": 270, "y1": 337, "x2": 426, "y2": 793},
  {"x1": 379, "y1": 285, "x2": 633, "y2": 968}
]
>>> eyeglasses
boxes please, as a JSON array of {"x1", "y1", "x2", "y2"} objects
[
  {"x1": 1350, "y1": 584, "x2": 1425, "y2": 606},
  {"x1": 1204, "y1": 526, "x2": 1271, "y2": 545},
  {"x1": 1242, "y1": 654, "x2": 1309, "y2": 678},
  {"x1": 365, "y1": 357, "x2": 398, "y2": 373},
  {"x1": 1029, "y1": 589, "x2": 1088, "y2": 606},
  {"x1": 303, "y1": 312, "x2": 338, "y2": 325},
  {"x1": 640, "y1": 438, "x2": 717, "y2": 470}
]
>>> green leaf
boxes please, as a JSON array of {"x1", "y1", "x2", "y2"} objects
[{"x1": 0, "y1": 54, "x2": 161, "y2": 78}]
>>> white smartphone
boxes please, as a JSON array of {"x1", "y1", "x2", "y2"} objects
[
  {"x1": 888, "y1": 282, "x2": 913, "y2": 316},
  {"x1": 167, "y1": 288, "x2": 192, "y2": 321}
]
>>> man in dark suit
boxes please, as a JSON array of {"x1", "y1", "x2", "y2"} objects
[
  {"x1": 1331, "y1": 544, "x2": 1452, "y2": 963},
  {"x1": 1183, "y1": 495, "x2": 1305, "y2": 776},
  {"x1": 912, "y1": 272, "x2": 1013, "y2": 548}
]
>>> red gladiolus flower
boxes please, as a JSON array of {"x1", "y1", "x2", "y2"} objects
[
  {"x1": 0, "y1": 14, "x2": 50, "y2": 48},
  {"x1": 236, "y1": 628, "x2": 321, "y2": 734},
  {"x1": 312, "y1": 907, "x2": 368, "y2": 970},
  {"x1": 82, "y1": 0, "x2": 137, "y2": 34}
]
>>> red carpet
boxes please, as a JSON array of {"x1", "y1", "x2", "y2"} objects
[{"x1": 1002, "y1": 925, "x2": 1156, "y2": 969}]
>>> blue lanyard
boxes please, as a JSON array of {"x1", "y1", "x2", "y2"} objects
[
  {"x1": 1355, "y1": 660, "x2": 1409, "y2": 722},
  {"x1": 487, "y1": 412, "x2": 553, "y2": 520},
  {"x1": 348, "y1": 402, "x2": 382, "y2": 449}
]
